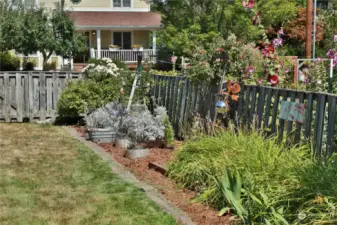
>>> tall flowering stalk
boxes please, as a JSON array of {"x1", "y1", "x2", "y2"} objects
[
  {"x1": 327, "y1": 35, "x2": 337, "y2": 67},
  {"x1": 242, "y1": 2, "x2": 292, "y2": 88}
]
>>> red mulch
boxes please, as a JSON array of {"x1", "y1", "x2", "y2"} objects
[{"x1": 99, "y1": 142, "x2": 231, "y2": 225}]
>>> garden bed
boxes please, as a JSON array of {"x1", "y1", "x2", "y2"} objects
[{"x1": 100, "y1": 142, "x2": 231, "y2": 225}]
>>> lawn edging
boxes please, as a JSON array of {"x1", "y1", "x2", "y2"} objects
[{"x1": 64, "y1": 126, "x2": 196, "y2": 225}]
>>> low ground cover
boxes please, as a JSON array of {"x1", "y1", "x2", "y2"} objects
[{"x1": 0, "y1": 124, "x2": 177, "y2": 225}]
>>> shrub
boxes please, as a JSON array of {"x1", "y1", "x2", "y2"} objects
[
  {"x1": 44, "y1": 61, "x2": 56, "y2": 71},
  {"x1": 167, "y1": 130, "x2": 337, "y2": 224},
  {"x1": 0, "y1": 51, "x2": 20, "y2": 71},
  {"x1": 152, "y1": 69, "x2": 180, "y2": 76},
  {"x1": 83, "y1": 58, "x2": 119, "y2": 81},
  {"x1": 57, "y1": 77, "x2": 122, "y2": 117}
]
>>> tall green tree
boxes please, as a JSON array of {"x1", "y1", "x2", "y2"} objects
[
  {"x1": 20, "y1": 3, "x2": 86, "y2": 69},
  {"x1": 0, "y1": 0, "x2": 86, "y2": 69},
  {"x1": 148, "y1": 0, "x2": 305, "y2": 56},
  {"x1": 0, "y1": 0, "x2": 24, "y2": 52}
]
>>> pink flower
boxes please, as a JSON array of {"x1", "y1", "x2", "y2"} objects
[
  {"x1": 327, "y1": 49, "x2": 335, "y2": 58},
  {"x1": 273, "y1": 38, "x2": 283, "y2": 47},
  {"x1": 242, "y1": 0, "x2": 254, "y2": 9},
  {"x1": 278, "y1": 29, "x2": 284, "y2": 36},
  {"x1": 199, "y1": 50, "x2": 205, "y2": 54},
  {"x1": 285, "y1": 68, "x2": 289, "y2": 73},
  {"x1": 334, "y1": 35, "x2": 337, "y2": 42},
  {"x1": 248, "y1": 65, "x2": 254, "y2": 73},
  {"x1": 258, "y1": 78, "x2": 263, "y2": 85},
  {"x1": 201, "y1": 61, "x2": 206, "y2": 65},
  {"x1": 170, "y1": 56, "x2": 177, "y2": 63},
  {"x1": 247, "y1": 0, "x2": 254, "y2": 8},
  {"x1": 217, "y1": 48, "x2": 223, "y2": 53}
]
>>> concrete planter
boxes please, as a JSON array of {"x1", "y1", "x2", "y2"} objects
[
  {"x1": 87, "y1": 128, "x2": 114, "y2": 143},
  {"x1": 125, "y1": 148, "x2": 149, "y2": 160}
]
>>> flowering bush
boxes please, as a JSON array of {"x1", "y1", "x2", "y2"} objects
[
  {"x1": 82, "y1": 58, "x2": 119, "y2": 81},
  {"x1": 296, "y1": 59, "x2": 328, "y2": 92},
  {"x1": 184, "y1": 35, "x2": 256, "y2": 81},
  {"x1": 327, "y1": 35, "x2": 337, "y2": 67},
  {"x1": 241, "y1": 1, "x2": 293, "y2": 88}
]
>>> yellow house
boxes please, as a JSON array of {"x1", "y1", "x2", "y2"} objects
[{"x1": 14, "y1": 0, "x2": 161, "y2": 70}]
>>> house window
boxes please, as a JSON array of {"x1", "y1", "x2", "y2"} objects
[
  {"x1": 11, "y1": 0, "x2": 36, "y2": 6},
  {"x1": 113, "y1": 32, "x2": 132, "y2": 49},
  {"x1": 113, "y1": 0, "x2": 131, "y2": 7}
]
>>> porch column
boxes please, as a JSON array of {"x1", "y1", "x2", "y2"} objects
[
  {"x1": 152, "y1": 30, "x2": 157, "y2": 61},
  {"x1": 97, "y1": 29, "x2": 101, "y2": 59}
]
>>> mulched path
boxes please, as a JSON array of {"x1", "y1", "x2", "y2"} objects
[{"x1": 100, "y1": 143, "x2": 231, "y2": 225}]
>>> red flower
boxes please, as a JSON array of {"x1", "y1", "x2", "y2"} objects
[
  {"x1": 268, "y1": 75, "x2": 279, "y2": 86},
  {"x1": 267, "y1": 44, "x2": 275, "y2": 54},
  {"x1": 120, "y1": 91, "x2": 125, "y2": 95},
  {"x1": 217, "y1": 47, "x2": 223, "y2": 53}
]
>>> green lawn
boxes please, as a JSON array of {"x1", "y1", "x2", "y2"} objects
[{"x1": 0, "y1": 124, "x2": 178, "y2": 225}]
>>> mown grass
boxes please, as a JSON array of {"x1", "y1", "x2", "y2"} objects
[
  {"x1": 0, "y1": 124, "x2": 178, "y2": 225},
  {"x1": 168, "y1": 130, "x2": 337, "y2": 224}
]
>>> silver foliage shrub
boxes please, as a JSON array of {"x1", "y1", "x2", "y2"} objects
[{"x1": 85, "y1": 102, "x2": 169, "y2": 143}]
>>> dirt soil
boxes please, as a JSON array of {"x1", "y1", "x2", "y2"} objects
[{"x1": 99, "y1": 142, "x2": 231, "y2": 225}]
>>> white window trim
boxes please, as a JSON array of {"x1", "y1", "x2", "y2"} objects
[
  {"x1": 111, "y1": 31, "x2": 133, "y2": 49},
  {"x1": 112, "y1": 0, "x2": 133, "y2": 8},
  {"x1": 10, "y1": 0, "x2": 38, "y2": 7}
]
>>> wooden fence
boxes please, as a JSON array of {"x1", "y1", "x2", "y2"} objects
[
  {"x1": 0, "y1": 72, "x2": 82, "y2": 122},
  {"x1": 151, "y1": 75, "x2": 218, "y2": 135},
  {"x1": 152, "y1": 75, "x2": 337, "y2": 156}
]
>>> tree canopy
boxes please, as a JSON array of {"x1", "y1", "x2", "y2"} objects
[{"x1": 0, "y1": 0, "x2": 86, "y2": 69}]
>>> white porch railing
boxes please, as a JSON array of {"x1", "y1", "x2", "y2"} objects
[{"x1": 92, "y1": 49, "x2": 156, "y2": 62}]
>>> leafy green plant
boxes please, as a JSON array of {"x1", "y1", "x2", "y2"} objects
[
  {"x1": 216, "y1": 168, "x2": 247, "y2": 220},
  {"x1": 152, "y1": 69, "x2": 180, "y2": 76},
  {"x1": 163, "y1": 116, "x2": 174, "y2": 145},
  {"x1": 57, "y1": 78, "x2": 121, "y2": 117},
  {"x1": 168, "y1": 130, "x2": 337, "y2": 224},
  {"x1": 0, "y1": 51, "x2": 20, "y2": 71}
]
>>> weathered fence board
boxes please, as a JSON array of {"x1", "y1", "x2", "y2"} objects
[
  {"x1": 152, "y1": 74, "x2": 337, "y2": 156},
  {"x1": 0, "y1": 72, "x2": 82, "y2": 122}
]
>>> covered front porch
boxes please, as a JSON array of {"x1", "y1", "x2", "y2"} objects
[
  {"x1": 72, "y1": 11, "x2": 161, "y2": 64},
  {"x1": 80, "y1": 29, "x2": 157, "y2": 63}
]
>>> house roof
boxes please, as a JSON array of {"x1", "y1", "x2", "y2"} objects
[{"x1": 71, "y1": 12, "x2": 162, "y2": 30}]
